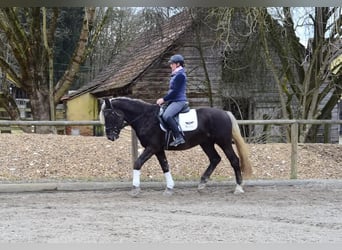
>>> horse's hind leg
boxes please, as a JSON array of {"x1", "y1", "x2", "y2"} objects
[
  {"x1": 198, "y1": 142, "x2": 221, "y2": 191},
  {"x1": 221, "y1": 145, "x2": 244, "y2": 194}
]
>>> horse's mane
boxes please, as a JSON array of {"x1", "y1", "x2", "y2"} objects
[
  {"x1": 99, "y1": 103, "x2": 105, "y2": 124},
  {"x1": 113, "y1": 97, "x2": 152, "y2": 106}
]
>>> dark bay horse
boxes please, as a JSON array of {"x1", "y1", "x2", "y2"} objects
[{"x1": 99, "y1": 97, "x2": 252, "y2": 196}]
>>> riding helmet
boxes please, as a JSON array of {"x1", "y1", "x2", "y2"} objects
[{"x1": 168, "y1": 54, "x2": 184, "y2": 66}]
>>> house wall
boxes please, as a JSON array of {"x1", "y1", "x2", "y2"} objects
[
  {"x1": 66, "y1": 93, "x2": 99, "y2": 136},
  {"x1": 131, "y1": 12, "x2": 283, "y2": 121},
  {"x1": 131, "y1": 20, "x2": 223, "y2": 109}
]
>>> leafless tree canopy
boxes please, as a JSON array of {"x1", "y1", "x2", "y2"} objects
[{"x1": 208, "y1": 7, "x2": 341, "y2": 142}]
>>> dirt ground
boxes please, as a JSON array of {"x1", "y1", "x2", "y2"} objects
[
  {"x1": 0, "y1": 181, "x2": 341, "y2": 243},
  {"x1": 0, "y1": 132, "x2": 341, "y2": 182},
  {"x1": 0, "y1": 133, "x2": 341, "y2": 243}
]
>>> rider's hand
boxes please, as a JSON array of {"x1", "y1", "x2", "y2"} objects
[{"x1": 156, "y1": 98, "x2": 164, "y2": 106}]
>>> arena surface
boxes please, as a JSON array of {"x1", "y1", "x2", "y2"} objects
[{"x1": 0, "y1": 180, "x2": 341, "y2": 243}]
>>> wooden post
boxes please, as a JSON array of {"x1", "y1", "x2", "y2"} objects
[
  {"x1": 290, "y1": 122, "x2": 298, "y2": 179},
  {"x1": 131, "y1": 129, "x2": 138, "y2": 168}
]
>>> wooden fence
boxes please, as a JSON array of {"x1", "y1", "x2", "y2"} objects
[
  {"x1": 1, "y1": 119, "x2": 341, "y2": 179},
  {"x1": 237, "y1": 119, "x2": 342, "y2": 179}
]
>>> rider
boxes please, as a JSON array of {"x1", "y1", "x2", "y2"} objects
[{"x1": 156, "y1": 54, "x2": 187, "y2": 147}]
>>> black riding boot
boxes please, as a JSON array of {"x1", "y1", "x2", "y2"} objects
[{"x1": 166, "y1": 116, "x2": 185, "y2": 147}]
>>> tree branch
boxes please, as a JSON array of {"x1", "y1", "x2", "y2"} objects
[
  {"x1": 0, "y1": 9, "x2": 30, "y2": 82},
  {"x1": 0, "y1": 57, "x2": 22, "y2": 88},
  {"x1": 83, "y1": 8, "x2": 112, "y2": 59},
  {"x1": 3, "y1": 8, "x2": 30, "y2": 59},
  {"x1": 53, "y1": 7, "x2": 96, "y2": 103}
]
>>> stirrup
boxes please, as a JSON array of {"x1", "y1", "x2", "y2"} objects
[{"x1": 169, "y1": 137, "x2": 185, "y2": 147}]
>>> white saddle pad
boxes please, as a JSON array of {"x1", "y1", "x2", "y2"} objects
[
  {"x1": 178, "y1": 109, "x2": 198, "y2": 131},
  {"x1": 160, "y1": 109, "x2": 198, "y2": 132}
]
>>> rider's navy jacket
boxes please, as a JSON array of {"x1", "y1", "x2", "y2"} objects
[{"x1": 163, "y1": 67, "x2": 187, "y2": 102}]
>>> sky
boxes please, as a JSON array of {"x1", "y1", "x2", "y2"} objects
[
  {"x1": 269, "y1": 7, "x2": 341, "y2": 47},
  {"x1": 267, "y1": 7, "x2": 314, "y2": 46}
]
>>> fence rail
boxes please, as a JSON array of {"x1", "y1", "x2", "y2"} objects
[
  {"x1": 1, "y1": 119, "x2": 341, "y2": 126},
  {"x1": 1, "y1": 119, "x2": 341, "y2": 179},
  {"x1": 0, "y1": 120, "x2": 101, "y2": 126}
]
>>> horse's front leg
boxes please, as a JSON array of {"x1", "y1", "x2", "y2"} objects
[
  {"x1": 155, "y1": 150, "x2": 174, "y2": 196},
  {"x1": 130, "y1": 147, "x2": 154, "y2": 197}
]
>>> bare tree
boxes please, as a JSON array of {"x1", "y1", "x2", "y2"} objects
[
  {"x1": 210, "y1": 7, "x2": 342, "y2": 142},
  {"x1": 0, "y1": 7, "x2": 110, "y2": 132},
  {"x1": 83, "y1": 7, "x2": 142, "y2": 83},
  {"x1": 259, "y1": 7, "x2": 341, "y2": 142}
]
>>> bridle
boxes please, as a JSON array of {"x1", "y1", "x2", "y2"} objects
[
  {"x1": 104, "y1": 107, "x2": 146, "y2": 139},
  {"x1": 104, "y1": 108, "x2": 125, "y2": 139}
]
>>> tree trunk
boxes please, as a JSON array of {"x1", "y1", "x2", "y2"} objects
[{"x1": 29, "y1": 87, "x2": 53, "y2": 133}]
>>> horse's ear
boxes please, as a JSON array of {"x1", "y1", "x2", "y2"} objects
[{"x1": 104, "y1": 98, "x2": 112, "y2": 109}]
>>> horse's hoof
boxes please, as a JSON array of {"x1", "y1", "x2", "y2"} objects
[
  {"x1": 129, "y1": 186, "x2": 141, "y2": 197},
  {"x1": 233, "y1": 184, "x2": 245, "y2": 194},
  {"x1": 197, "y1": 183, "x2": 207, "y2": 193},
  {"x1": 163, "y1": 187, "x2": 174, "y2": 196}
]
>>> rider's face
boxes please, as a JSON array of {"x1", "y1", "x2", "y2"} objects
[{"x1": 170, "y1": 62, "x2": 179, "y2": 72}]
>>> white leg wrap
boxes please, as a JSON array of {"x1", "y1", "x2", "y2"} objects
[
  {"x1": 132, "y1": 170, "x2": 141, "y2": 187},
  {"x1": 164, "y1": 171, "x2": 174, "y2": 189},
  {"x1": 234, "y1": 184, "x2": 245, "y2": 194}
]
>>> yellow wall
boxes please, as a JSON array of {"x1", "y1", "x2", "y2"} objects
[
  {"x1": 67, "y1": 93, "x2": 98, "y2": 121},
  {"x1": 66, "y1": 93, "x2": 99, "y2": 136}
]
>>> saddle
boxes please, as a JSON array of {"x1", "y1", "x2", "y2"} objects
[{"x1": 158, "y1": 103, "x2": 198, "y2": 148}]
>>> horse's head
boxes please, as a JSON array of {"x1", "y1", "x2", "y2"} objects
[{"x1": 99, "y1": 98, "x2": 125, "y2": 141}]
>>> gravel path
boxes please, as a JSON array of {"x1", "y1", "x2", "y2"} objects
[{"x1": 0, "y1": 131, "x2": 341, "y2": 182}]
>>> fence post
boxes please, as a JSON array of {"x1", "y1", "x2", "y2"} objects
[
  {"x1": 131, "y1": 129, "x2": 138, "y2": 167},
  {"x1": 290, "y1": 122, "x2": 298, "y2": 179}
]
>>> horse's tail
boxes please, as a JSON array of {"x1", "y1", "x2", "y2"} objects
[{"x1": 226, "y1": 111, "x2": 252, "y2": 179}]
